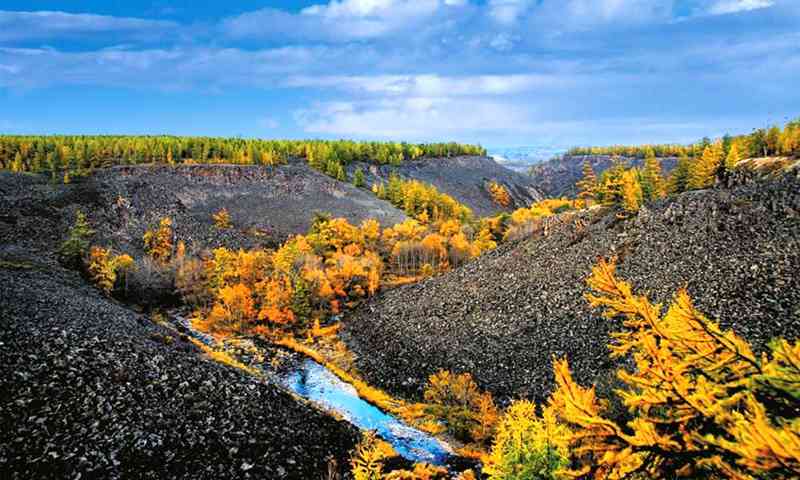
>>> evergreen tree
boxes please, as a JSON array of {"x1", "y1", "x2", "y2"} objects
[
  {"x1": 575, "y1": 160, "x2": 598, "y2": 204},
  {"x1": 353, "y1": 167, "x2": 365, "y2": 188},
  {"x1": 766, "y1": 126, "x2": 781, "y2": 155},
  {"x1": 669, "y1": 153, "x2": 691, "y2": 194},
  {"x1": 689, "y1": 141, "x2": 723, "y2": 190},
  {"x1": 725, "y1": 142, "x2": 743, "y2": 172},
  {"x1": 11, "y1": 151, "x2": 23, "y2": 173},
  {"x1": 640, "y1": 156, "x2": 665, "y2": 201}
]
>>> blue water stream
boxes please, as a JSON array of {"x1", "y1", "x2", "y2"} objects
[
  {"x1": 173, "y1": 314, "x2": 451, "y2": 464},
  {"x1": 279, "y1": 359, "x2": 451, "y2": 464}
]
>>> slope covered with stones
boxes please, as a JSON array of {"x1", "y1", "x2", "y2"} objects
[
  {"x1": 0, "y1": 170, "x2": 360, "y2": 479},
  {"x1": 528, "y1": 154, "x2": 678, "y2": 198},
  {"x1": 342, "y1": 168, "x2": 800, "y2": 404},
  {"x1": 91, "y1": 161, "x2": 407, "y2": 255},
  {"x1": 0, "y1": 267, "x2": 358, "y2": 479},
  {"x1": 350, "y1": 156, "x2": 543, "y2": 217}
]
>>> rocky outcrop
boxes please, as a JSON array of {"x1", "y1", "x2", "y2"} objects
[
  {"x1": 528, "y1": 155, "x2": 678, "y2": 198},
  {"x1": 349, "y1": 156, "x2": 543, "y2": 217},
  {"x1": 341, "y1": 168, "x2": 800, "y2": 405}
]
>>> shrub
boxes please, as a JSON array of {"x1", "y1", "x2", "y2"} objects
[
  {"x1": 383, "y1": 463, "x2": 449, "y2": 480},
  {"x1": 176, "y1": 257, "x2": 212, "y2": 306},
  {"x1": 484, "y1": 401, "x2": 569, "y2": 480},
  {"x1": 212, "y1": 208, "x2": 232, "y2": 229},
  {"x1": 350, "y1": 431, "x2": 386, "y2": 480},
  {"x1": 59, "y1": 210, "x2": 94, "y2": 268},
  {"x1": 125, "y1": 256, "x2": 178, "y2": 307},
  {"x1": 488, "y1": 181, "x2": 511, "y2": 207},
  {"x1": 423, "y1": 371, "x2": 498, "y2": 443}
]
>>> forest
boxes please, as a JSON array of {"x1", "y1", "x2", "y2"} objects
[
  {"x1": 0, "y1": 135, "x2": 485, "y2": 183},
  {"x1": 566, "y1": 118, "x2": 800, "y2": 159}
]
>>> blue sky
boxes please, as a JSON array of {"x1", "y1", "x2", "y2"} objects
[{"x1": 0, "y1": 1, "x2": 798, "y2": 147}]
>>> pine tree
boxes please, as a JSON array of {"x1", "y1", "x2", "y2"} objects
[
  {"x1": 11, "y1": 152, "x2": 23, "y2": 172},
  {"x1": 620, "y1": 169, "x2": 643, "y2": 214},
  {"x1": 353, "y1": 167, "x2": 365, "y2": 188},
  {"x1": 575, "y1": 160, "x2": 598, "y2": 204},
  {"x1": 640, "y1": 156, "x2": 665, "y2": 201},
  {"x1": 689, "y1": 140, "x2": 723, "y2": 190},
  {"x1": 669, "y1": 152, "x2": 691, "y2": 194},
  {"x1": 725, "y1": 142, "x2": 742, "y2": 172},
  {"x1": 59, "y1": 210, "x2": 95, "y2": 268}
]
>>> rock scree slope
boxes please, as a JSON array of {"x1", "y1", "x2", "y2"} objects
[
  {"x1": 529, "y1": 154, "x2": 678, "y2": 198},
  {"x1": 350, "y1": 155, "x2": 543, "y2": 216},
  {"x1": 341, "y1": 169, "x2": 800, "y2": 404},
  {"x1": 90, "y1": 161, "x2": 407, "y2": 255},
  {"x1": 0, "y1": 170, "x2": 360, "y2": 479}
]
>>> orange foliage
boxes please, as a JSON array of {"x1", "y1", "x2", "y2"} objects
[
  {"x1": 487, "y1": 181, "x2": 511, "y2": 207},
  {"x1": 143, "y1": 217, "x2": 174, "y2": 263}
]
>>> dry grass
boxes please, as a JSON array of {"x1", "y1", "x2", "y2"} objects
[{"x1": 189, "y1": 337, "x2": 261, "y2": 376}]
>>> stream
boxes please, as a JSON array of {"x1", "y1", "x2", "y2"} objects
[{"x1": 172, "y1": 314, "x2": 452, "y2": 465}]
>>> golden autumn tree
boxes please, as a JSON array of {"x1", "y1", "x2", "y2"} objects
[
  {"x1": 488, "y1": 181, "x2": 512, "y2": 207},
  {"x1": 640, "y1": 156, "x2": 665, "y2": 201},
  {"x1": 575, "y1": 160, "x2": 598, "y2": 205},
  {"x1": 725, "y1": 142, "x2": 743, "y2": 172},
  {"x1": 423, "y1": 371, "x2": 499, "y2": 443},
  {"x1": 689, "y1": 140, "x2": 724, "y2": 190},
  {"x1": 212, "y1": 208, "x2": 232, "y2": 229},
  {"x1": 545, "y1": 258, "x2": 800, "y2": 479},
  {"x1": 204, "y1": 283, "x2": 256, "y2": 332},
  {"x1": 143, "y1": 217, "x2": 174, "y2": 264},
  {"x1": 484, "y1": 400, "x2": 569, "y2": 480},
  {"x1": 86, "y1": 246, "x2": 134, "y2": 295},
  {"x1": 619, "y1": 169, "x2": 643, "y2": 215}
]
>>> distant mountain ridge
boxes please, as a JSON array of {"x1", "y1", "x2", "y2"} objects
[{"x1": 487, "y1": 146, "x2": 567, "y2": 172}]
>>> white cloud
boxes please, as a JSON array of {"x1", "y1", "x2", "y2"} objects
[
  {"x1": 0, "y1": 45, "x2": 376, "y2": 90},
  {"x1": 224, "y1": 0, "x2": 467, "y2": 41},
  {"x1": 258, "y1": 117, "x2": 280, "y2": 129},
  {"x1": 0, "y1": 10, "x2": 177, "y2": 41},
  {"x1": 527, "y1": 0, "x2": 675, "y2": 30},
  {"x1": 706, "y1": 0, "x2": 775, "y2": 15},
  {"x1": 488, "y1": 0, "x2": 534, "y2": 25},
  {"x1": 295, "y1": 96, "x2": 536, "y2": 139},
  {"x1": 286, "y1": 74, "x2": 561, "y2": 97},
  {"x1": 489, "y1": 33, "x2": 517, "y2": 51}
]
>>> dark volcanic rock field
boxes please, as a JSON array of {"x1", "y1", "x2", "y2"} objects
[
  {"x1": 0, "y1": 267, "x2": 358, "y2": 479},
  {"x1": 529, "y1": 154, "x2": 679, "y2": 198},
  {"x1": 349, "y1": 156, "x2": 543, "y2": 217},
  {"x1": 0, "y1": 169, "x2": 368, "y2": 479},
  {"x1": 342, "y1": 169, "x2": 800, "y2": 404},
  {"x1": 92, "y1": 161, "x2": 408, "y2": 255}
]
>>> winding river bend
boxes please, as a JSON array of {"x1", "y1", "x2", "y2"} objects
[{"x1": 173, "y1": 315, "x2": 452, "y2": 464}]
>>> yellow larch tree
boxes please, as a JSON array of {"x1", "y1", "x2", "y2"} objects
[{"x1": 545, "y1": 258, "x2": 800, "y2": 479}]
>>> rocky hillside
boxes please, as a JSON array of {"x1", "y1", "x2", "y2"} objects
[
  {"x1": 91, "y1": 161, "x2": 407, "y2": 255},
  {"x1": 349, "y1": 156, "x2": 543, "y2": 217},
  {"x1": 528, "y1": 154, "x2": 678, "y2": 198},
  {"x1": 341, "y1": 165, "x2": 800, "y2": 404},
  {"x1": 0, "y1": 172, "x2": 360, "y2": 479}
]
